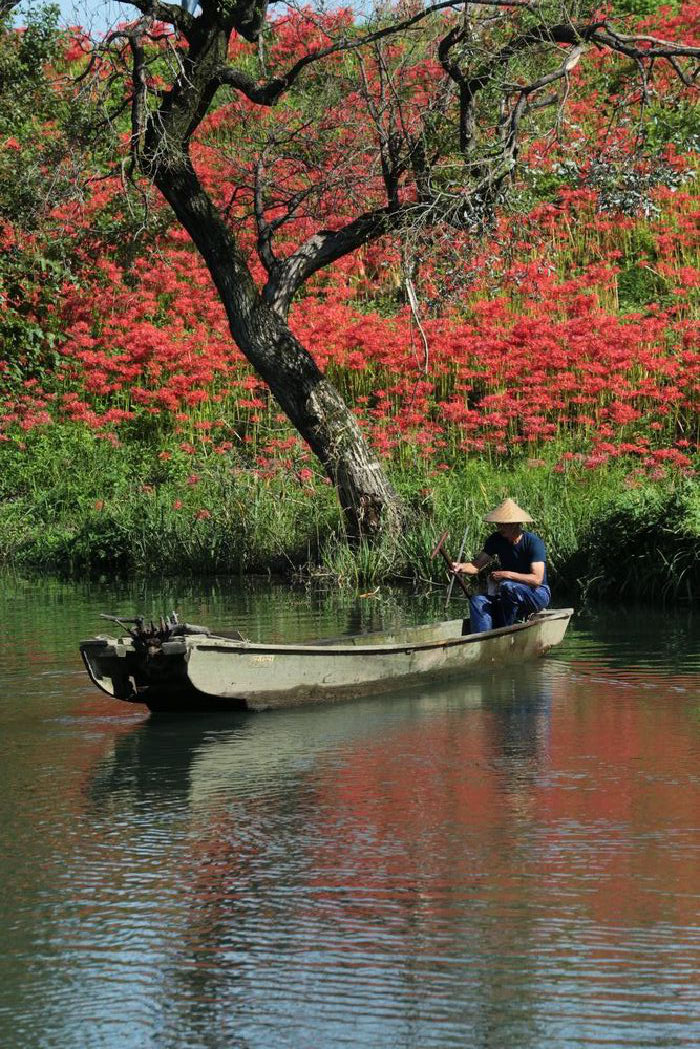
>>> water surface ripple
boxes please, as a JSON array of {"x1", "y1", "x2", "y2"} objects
[{"x1": 0, "y1": 575, "x2": 697, "y2": 1048}]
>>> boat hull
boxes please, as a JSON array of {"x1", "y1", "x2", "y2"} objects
[{"x1": 80, "y1": 609, "x2": 573, "y2": 713}]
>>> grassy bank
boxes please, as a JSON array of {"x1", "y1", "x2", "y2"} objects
[{"x1": 0, "y1": 426, "x2": 696, "y2": 602}]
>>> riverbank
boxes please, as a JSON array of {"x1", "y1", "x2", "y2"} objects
[{"x1": 0, "y1": 426, "x2": 696, "y2": 601}]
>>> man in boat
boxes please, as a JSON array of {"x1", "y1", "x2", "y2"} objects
[{"x1": 451, "y1": 498, "x2": 551, "y2": 634}]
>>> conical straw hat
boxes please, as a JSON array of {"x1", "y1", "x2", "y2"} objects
[{"x1": 483, "y1": 497, "x2": 533, "y2": 523}]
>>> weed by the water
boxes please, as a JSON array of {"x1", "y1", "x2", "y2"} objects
[{"x1": 0, "y1": 425, "x2": 696, "y2": 603}]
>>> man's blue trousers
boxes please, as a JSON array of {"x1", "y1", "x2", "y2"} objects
[{"x1": 469, "y1": 581, "x2": 551, "y2": 633}]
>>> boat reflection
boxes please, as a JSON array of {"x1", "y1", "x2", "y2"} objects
[
  {"x1": 89, "y1": 666, "x2": 554, "y2": 810},
  {"x1": 86, "y1": 666, "x2": 558, "y2": 1046}
]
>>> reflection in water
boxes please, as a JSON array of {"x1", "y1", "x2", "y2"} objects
[
  {"x1": 78, "y1": 668, "x2": 698, "y2": 1048},
  {"x1": 0, "y1": 572, "x2": 698, "y2": 1049},
  {"x1": 484, "y1": 674, "x2": 551, "y2": 814},
  {"x1": 88, "y1": 673, "x2": 555, "y2": 1047}
]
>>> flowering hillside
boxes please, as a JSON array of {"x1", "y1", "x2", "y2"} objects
[{"x1": 0, "y1": 3, "x2": 697, "y2": 590}]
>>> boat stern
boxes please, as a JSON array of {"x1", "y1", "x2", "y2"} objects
[{"x1": 80, "y1": 637, "x2": 141, "y2": 701}]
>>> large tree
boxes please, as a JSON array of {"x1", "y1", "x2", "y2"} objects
[{"x1": 8, "y1": 0, "x2": 697, "y2": 537}]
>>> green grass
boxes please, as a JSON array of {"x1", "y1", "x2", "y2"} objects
[
  {"x1": 319, "y1": 462, "x2": 699, "y2": 603},
  {"x1": 0, "y1": 424, "x2": 696, "y2": 603}
]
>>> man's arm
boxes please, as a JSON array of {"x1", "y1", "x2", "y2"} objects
[
  {"x1": 491, "y1": 561, "x2": 545, "y2": 588},
  {"x1": 451, "y1": 552, "x2": 491, "y2": 576}
]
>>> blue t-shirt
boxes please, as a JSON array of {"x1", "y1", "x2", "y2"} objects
[{"x1": 483, "y1": 531, "x2": 548, "y2": 586}]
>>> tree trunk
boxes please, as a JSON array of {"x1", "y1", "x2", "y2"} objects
[
  {"x1": 237, "y1": 302, "x2": 402, "y2": 540},
  {"x1": 154, "y1": 161, "x2": 402, "y2": 540}
]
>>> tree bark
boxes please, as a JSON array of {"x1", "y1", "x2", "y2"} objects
[{"x1": 154, "y1": 159, "x2": 401, "y2": 540}]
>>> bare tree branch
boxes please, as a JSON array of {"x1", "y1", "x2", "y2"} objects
[
  {"x1": 253, "y1": 5, "x2": 699, "y2": 316},
  {"x1": 214, "y1": 0, "x2": 535, "y2": 106},
  {"x1": 122, "y1": 0, "x2": 194, "y2": 37},
  {"x1": 253, "y1": 154, "x2": 277, "y2": 274},
  {"x1": 263, "y1": 203, "x2": 404, "y2": 316},
  {"x1": 592, "y1": 27, "x2": 700, "y2": 57},
  {"x1": 127, "y1": 31, "x2": 148, "y2": 168},
  {"x1": 500, "y1": 45, "x2": 583, "y2": 166}
]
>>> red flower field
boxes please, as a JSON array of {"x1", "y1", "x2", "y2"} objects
[{"x1": 0, "y1": 5, "x2": 697, "y2": 485}]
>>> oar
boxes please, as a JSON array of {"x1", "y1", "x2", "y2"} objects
[
  {"x1": 431, "y1": 531, "x2": 471, "y2": 599},
  {"x1": 444, "y1": 522, "x2": 470, "y2": 607}
]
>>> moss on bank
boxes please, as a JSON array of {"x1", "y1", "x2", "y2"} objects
[{"x1": 0, "y1": 426, "x2": 696, "y2": 602}]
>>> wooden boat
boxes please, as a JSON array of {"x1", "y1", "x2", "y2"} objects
[{"x1": 80, "y1": 608, "x2": 573, "y2": 713}]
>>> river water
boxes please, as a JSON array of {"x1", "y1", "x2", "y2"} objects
[{"x1": 0, "y1": 573, "x2": 698, "y2": 1049}]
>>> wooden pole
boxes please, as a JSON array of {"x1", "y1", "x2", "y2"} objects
[
  {"x1": 431, "y1": 531, "x2": 472, "y2": 600},
  {"x1": 445, "y1": 522, "x2": 470, "y2": 607}
]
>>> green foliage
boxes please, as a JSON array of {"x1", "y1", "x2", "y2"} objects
[
  {"x1": 0, "y1": 246, "x2": 69, "y2": 389},
  {"x1": 0, "y1": 3, "x2": 121, "y2": 233},
  {"x1": 0, "y1": 8, "x2": 97, "y2": 394},
  {"x1": 313, "y1": 458, "x2": 698, "y2": 603},
  {"x1": 612, "y1": 0, "x2": 680, "y2": 19},
  {"x1": 644, "y1": 99, "x2": 700, "y2": 153},
  {"x1": 574, "y1": 481, "x2": 699, "y2": 602},
  {"x1": 514, "y1": 167, "x2": 569, "y2": 211},
  {"x1": 0, "y1": 3, "x2": 61, "y2": 128},
  {"x1": 0, "y1": 424, "x2": 338, "y2": 574},
  {"x1": 0, "y1": 4, "x2": 65, "y2": 227},
  {"x1": 617, "y1": 262, "x2": 671, "y2": 311},
  {"x1": 0, "y1": 499, "x2": 35, "y2": 562},
  {"x1": 0, "y1": 425, "x2": 696, "y2": 603}
]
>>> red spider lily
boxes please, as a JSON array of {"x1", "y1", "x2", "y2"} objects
[{"x1": 0, "y1": 5, "x2": 696, "y2": 488}]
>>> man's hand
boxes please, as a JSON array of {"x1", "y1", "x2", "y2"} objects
[
  {"x1": 451, "y1": 561, "x2": 480, "y2": 576},
  {"x1": 491, "y1": 562, "x2": 545, "y2": 588}
]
